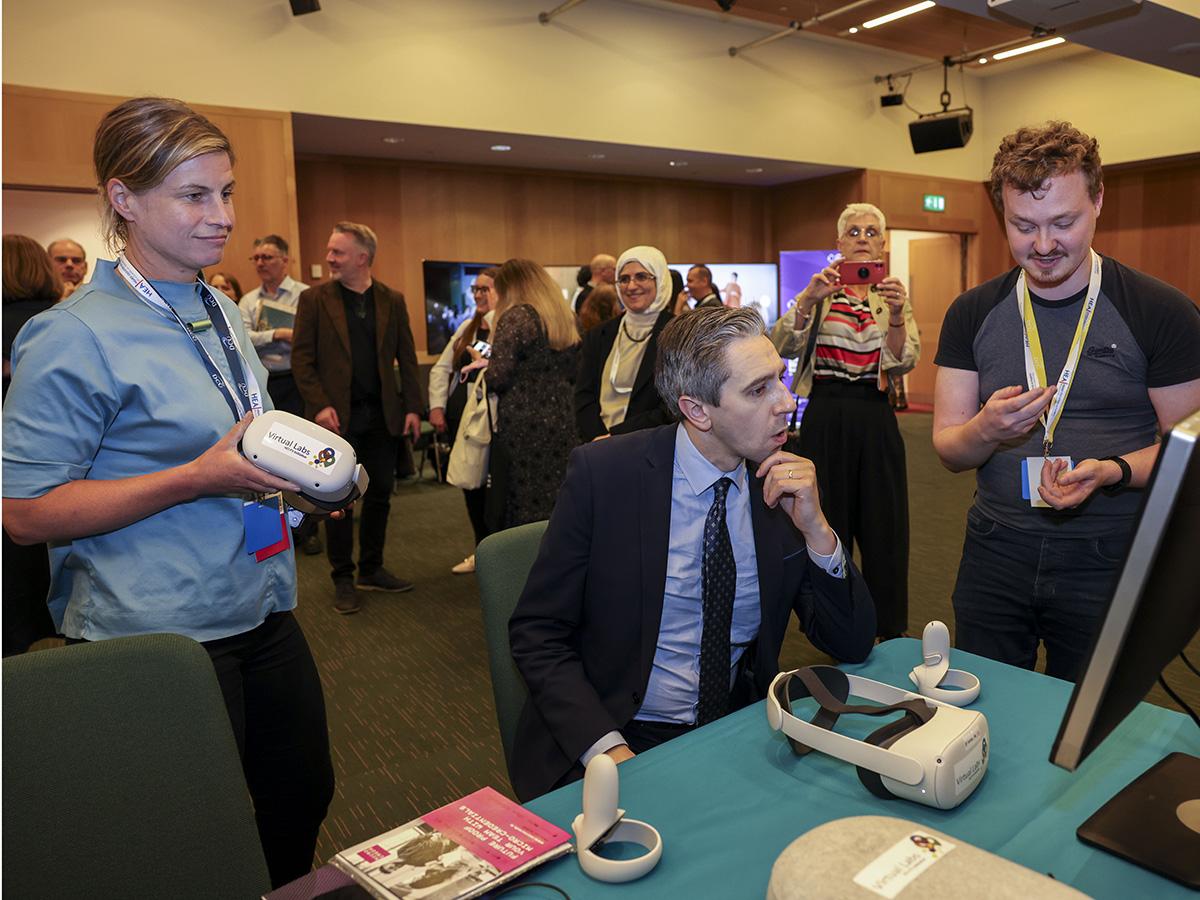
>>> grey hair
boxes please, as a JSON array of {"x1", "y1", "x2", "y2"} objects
[
  {"x1": 254, "y1": 234, "x2": 289, "y2": 255},
  {"x1": 836, "y1": 202, "x2": 887, "y2": 237},
  {"x1": 333, "y1": 221, "x2": 377, "y2": 265},
  {"x1": 655, "y1": 306, "x2": 766, "y2": 418}
]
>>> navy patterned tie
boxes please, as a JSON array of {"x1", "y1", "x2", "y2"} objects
[{"x1": 697, "y1": 476, "x2": 736, "y2": 726}]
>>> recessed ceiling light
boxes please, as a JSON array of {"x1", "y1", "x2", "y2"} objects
[
  {"x1": 588, "y1": 153, "x2": 606, "y2": 160},
  {"x1": 977, "y1": 57, "x2": 988, "y2": 64},
  {"x1": 992, "y1": 36, "x2": 1066, "y2": 60},
  {"x1": 382, "y1": 136, "x2": 404, "y2": 144},
  {"x1": 668, "y1": 160, "x2": 688, "y2": 167},
  {"x1": 490, "y1": 144, "x2": 512, "y2": 152},
  {"x1": 862, "y1": 1, "x2": 935, "y2": 29},
  {"x1": 746, "y1": 167, "x2": 764, "y2": 174},
  {"x1": 849, "y1": 26, "x2": 859, "y2": 33}
]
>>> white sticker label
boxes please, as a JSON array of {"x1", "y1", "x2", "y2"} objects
[
  {"x1": 953, "y1": 734, "x2": 986, "y2": 798},
  {"x1": 852, "y1": 832, "x2": 956, "y2": 899},
  {"x1": 263, "y1": 421, "x2": 337, "y2": 469}
]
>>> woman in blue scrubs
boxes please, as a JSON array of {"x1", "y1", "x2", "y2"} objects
[{"x1": 1, "y1": 97, "x2": 334, "y2": 888}]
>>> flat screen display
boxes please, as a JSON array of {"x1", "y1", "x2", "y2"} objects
[
  {"x1": 668, "y1": 263, "x2": 779, "y2": 327},
  {"x1": 423, "y1": 260, "x2": 498, "y2": 355}
]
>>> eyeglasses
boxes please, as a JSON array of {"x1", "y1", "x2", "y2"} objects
[
  {"x1": 617, "y1": 272, "x2": 657, "y2": 287},
  {"x1": 249, "y1": 254, "x2": 280, "y2": 263},
  {"x1": 844, "y1": 226, "x2": 881, "y2": 239},
  {"x1": 470, "y1": 285, "x2": 493, "y2": 295}
]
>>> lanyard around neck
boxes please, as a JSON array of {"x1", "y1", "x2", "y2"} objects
[
  {"x1": 116, "y1": 253, "x2": 263, "y2": 422},
  {"x1": 1016, "y1": 249, "x2": 1102, "y2": 456}
]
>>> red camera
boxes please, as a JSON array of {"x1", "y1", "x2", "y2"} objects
[{"x1": 837, "y1": 260, "x2": 888, "y2": 285}]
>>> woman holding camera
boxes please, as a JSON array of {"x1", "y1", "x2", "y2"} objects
[
  {"x1": 770, "y1": 203, "x2": 920, "y2": 640},
  {"x1": 1, "y1": 98, "x2": 333, "y2": 887}
]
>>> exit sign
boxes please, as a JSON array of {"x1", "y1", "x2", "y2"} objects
[{"x1": 923, "y1": 194, "x2": 946, "y2": 212}]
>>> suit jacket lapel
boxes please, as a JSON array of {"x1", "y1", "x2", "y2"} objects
[
  {"x1": 638, "y1": 423, "x2": 677, "y2": 669},
  {"x1": 749, "y1": 470, "x2": 784, "y2": 627},
  {"x1": 322, "y1": 282, "x2": 351, "y2": 357},
  {"x1": 372, "y1": 279, "x2": 392, "y2": 360}
]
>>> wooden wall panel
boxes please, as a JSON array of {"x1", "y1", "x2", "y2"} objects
[
  {"x1": 295, "y1": 157, "x2": 771, "y2": 358},
  {"x1": 2, "y1": 84, "x2": 301, "y2": 293},
  {"x1": 771, "y1": 171, "x2": 866, "y2": 252},
  {"x1": 1094, "y1": 157, "x2": 1200, "y2": 304}
]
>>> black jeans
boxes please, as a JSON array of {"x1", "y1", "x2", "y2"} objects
[
  {"x1": 325, "y1": 425, "x2": 398, "y2": 582},
  {"x1": 71, "y1": 612, "x2": 334, "y2": 888},
  {"x1": 463, "y1": 486, "x2": 490, "y2": 547},
  {"x1": 951, "y1": 507, "x2": 1126, "y2": 681}
]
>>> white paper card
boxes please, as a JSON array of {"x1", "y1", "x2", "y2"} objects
[
  {"x1": 1024, "y1": 455, "x2": 1073, "y2": 508},
  {"x1": 852, "y1": 832, "x2": 956, "y2": 899}
]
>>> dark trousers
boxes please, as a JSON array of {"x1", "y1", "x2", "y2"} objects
[
  {"x1": 326, "y1": 425, "x2": 398, "y2": 582},
  {"x1": 2, "y1": 529, "x2": 56, "y2": 656},
  {"x1": 70, "y1": 612, "x2": 334, "y2": 888},
  {"x1": 463, "y1": 487, "x2": 490, "y2": 547},
  {"x1": 798, "y1": 381, "x2": 909, "y2": 638},
  {"x1": 951, "y1": 507, "x2": 1124, "y2": 681}
]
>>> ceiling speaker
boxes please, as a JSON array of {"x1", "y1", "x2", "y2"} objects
[
  {"x1": 290, "y1": 0, "x2": 321, "y2": 15},
  {"x1": 909, "y1": 110, "x2": 974, "y2": 154}
]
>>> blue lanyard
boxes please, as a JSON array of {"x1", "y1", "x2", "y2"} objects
[{"x1": 116, "y1": 254, "x2": 263, "y2": 422}]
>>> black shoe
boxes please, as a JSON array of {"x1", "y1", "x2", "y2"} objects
[
  {"x1": 356, "y1": 567, "x2": 414, "y2": 593},
  {"x1": 333, "y1": 581, "x2": 360, "y2": 615},
  {"x1": 301, "y1": 534, "x2": 323, "y2": 556}
]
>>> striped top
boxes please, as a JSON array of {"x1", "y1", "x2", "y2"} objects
[{"x1": 812, "y1": 291, "x2": 882, "y2": 383}]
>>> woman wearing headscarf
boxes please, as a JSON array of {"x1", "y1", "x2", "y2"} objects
[{"x1": 574, "y1": 245, "x2": 675, "y2": 442}]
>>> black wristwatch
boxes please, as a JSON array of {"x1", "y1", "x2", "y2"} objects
[{"x1": 1100, "y1": 455, "x2": 1132, "y2": 494}]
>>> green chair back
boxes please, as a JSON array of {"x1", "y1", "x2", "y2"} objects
[
  {"x1": 3, "y1": 633, "x2": 271, "y2": 899},
  {"x1": 476, "y1": 520, "x2": 548, "y2": 772}
]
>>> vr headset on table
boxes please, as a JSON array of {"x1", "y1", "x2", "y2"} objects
[{"x1": 766, "y1": 665, "x2": 988, "y2": 810}]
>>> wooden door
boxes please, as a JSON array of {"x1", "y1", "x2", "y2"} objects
[{"x1": 906, "y1": 234, "x2": 964, "y2": 407}]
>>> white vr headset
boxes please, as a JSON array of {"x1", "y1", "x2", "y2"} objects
[
  {"x1": 766, "y1": 665, "x2": 988, "y2": 810},
  {"x1": 241, "y1": 411, "x2": 369, "y2": 516}
]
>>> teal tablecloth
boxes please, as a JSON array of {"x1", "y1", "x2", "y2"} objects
[{"x1": 522, "y1": 638, "x2": 1198, "y2": 898}]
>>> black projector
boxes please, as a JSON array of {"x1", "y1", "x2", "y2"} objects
[{"x1": 909, "y1": 110, "x2": 974, "y2": 154}]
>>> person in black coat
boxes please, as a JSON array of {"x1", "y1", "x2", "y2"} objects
[{"x1": 575, "y1": 245, "x2": 675, "y2": 442}]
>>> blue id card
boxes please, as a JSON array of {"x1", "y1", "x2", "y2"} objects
[{"x1": 243, "y1": 496, "x2": 284, "y2": 554}]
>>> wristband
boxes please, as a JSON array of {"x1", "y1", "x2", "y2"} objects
[
  {"x1": 1100, "y1": 455, "x2": 1131, "y2": 494},
  {"x1": 888, "y1": 318, "x2": 904, "y2": 328}
]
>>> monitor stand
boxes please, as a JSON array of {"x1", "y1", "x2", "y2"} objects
[{"x1": 1076, "y1": 752, "x2": 1199, "y2": 889}]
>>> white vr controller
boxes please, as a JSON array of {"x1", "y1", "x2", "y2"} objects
[
  {"x1": 572, "y1": 754, "x2": 662, "y2": 883},
  {"x1": 240, "y1": 411, "x2": 369, "y2": 519},
  {"x1": 909, "y1": 621, "x2": 981, "y2": 707}
]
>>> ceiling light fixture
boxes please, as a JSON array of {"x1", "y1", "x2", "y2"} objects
[
  {"x1": 382, "y1": 136, "x2": 404, "y2": 144},
  {"x1": 588, "y1": 153, "x2": 606, "y2": 159},
  {"x1": 849, "y1": 26, "x2": 859, "y2": 33},
  {"x1": 668, "y1": 160, "x2": 688, "y2": 167},
  {"x1": 991, "y1": 36, "x2": 1066, "y2": 59},
  {"x1": 746, "y1": 167, "x2": 764, "y2": 173},
  {"x1": 977, "y1": 57, "x2": 988, "y2": 64},
  {"x1": 862, "y1": 0, "x2": 935, "y2": 29},
  {"x1": 490, "y1": 144, "x2": 513, "y2": 152}
]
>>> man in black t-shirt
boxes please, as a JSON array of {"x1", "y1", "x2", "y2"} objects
[{"x1": 932, "y1": 122, "x2": 1200, "y2": 680}]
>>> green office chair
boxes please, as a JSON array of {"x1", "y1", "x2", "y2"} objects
[
  {"x1": 476, "y1": 520, "x2": 548, "y2": 772},
  {"x1": 2, "y1": 633, "x2": 271, "y2": 899}
]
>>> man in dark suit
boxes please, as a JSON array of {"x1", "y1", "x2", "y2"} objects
[
  {"x1": 292, "y1": 222, "x2": 422, "y2": 614},
  {"x1": 508, "y1": 307, "x2": 876, "y2": 801}
]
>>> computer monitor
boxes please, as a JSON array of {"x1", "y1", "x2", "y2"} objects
[
  {"x1": 1049, "y1": 406, "x2": 1200, "y2": 886},
  {"x1": 423, "y1": 260, "x2": 498, "y2": 355},
  {"x1": 669, "y1": 263, "x2": 779, "y2": 327}
]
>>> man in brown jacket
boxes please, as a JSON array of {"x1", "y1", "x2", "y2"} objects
[{"x1": 292, "y1": 222, "x2": 422, "y2": 614}]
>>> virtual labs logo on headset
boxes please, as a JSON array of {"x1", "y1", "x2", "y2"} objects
[
  {"x1": 310, "y1": 447, "x2": 338, "y2": 468},
  {"x1": 766, "y1": 666, "x2": 989, "y2": 810}
]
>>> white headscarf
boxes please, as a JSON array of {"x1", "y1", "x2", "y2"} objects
[{"x1": 615, "y1": 245, "x2": 672, "y2": 334}]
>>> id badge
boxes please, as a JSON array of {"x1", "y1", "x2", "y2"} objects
[
  {"x1": 1022, "y1": 456, "x2": 1073, "y2": 508},
  {"x1": 244, "y1": 495, "x2": 284, "y2": 554}
]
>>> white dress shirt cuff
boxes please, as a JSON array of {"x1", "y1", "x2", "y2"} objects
[
  {"x1": 580, "y1": 730, "x2": 627, "y2": 767},
  {"x1": 807, "y1": 535, "x2": 847, "y2": 579}
]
